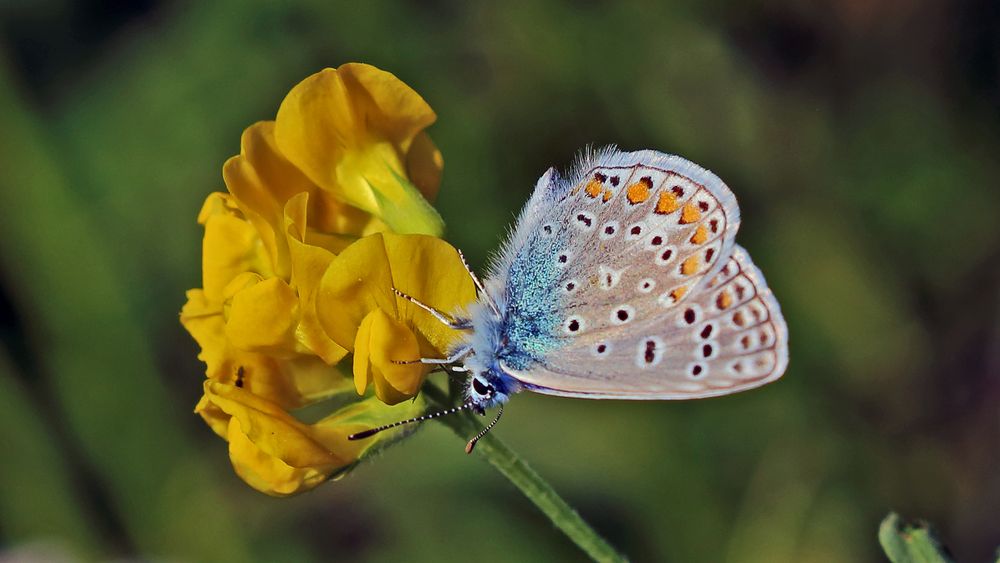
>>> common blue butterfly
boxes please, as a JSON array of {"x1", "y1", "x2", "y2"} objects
[{"x1": 350, "y1": 148, "x2": 788, "y2": 452}]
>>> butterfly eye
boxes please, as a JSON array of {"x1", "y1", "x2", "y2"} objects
[{"x1": 472, "y1": 377, "x2": 493, "y2": 396}]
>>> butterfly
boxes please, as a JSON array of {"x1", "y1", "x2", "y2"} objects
[{"x1": 350, "y1": 147, "x2": 788, "y2": 452}]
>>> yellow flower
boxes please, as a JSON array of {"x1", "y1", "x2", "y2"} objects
[
  {"x1": 181, "y1": 63, "x2": 458, "y2": 495},
  {"x1": 197, "y1": 381, "x2": 425, "y2": 496},
  {"x1": 274, "y1": 63, "x2": 444, "y2": 235},
  {"x1": 316, "y1": 232, "x2": 476, "y2": 405}
]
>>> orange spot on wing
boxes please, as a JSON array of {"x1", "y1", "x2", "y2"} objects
[
  {"x1": 602, "y1": 189, "x2": 613, "y2": 202},
  {"x1": 670, "y1": 286, "x2": 688, "y2": 302},
  {"x1": 584, "y1": 179, "x2": 602, "y2": 198},
  {"x1": 680, "y1": 202, "x2": 701, "y2": 224},
  {"x1": 654, "y1": 191, "x2": 679, "y2": 214},
  {"x1": 626, "y1": 177, "x2": 652, "y2": 204},
  {"x1": 716, "y1": 291, "x2": 733, "y2": 309},
  {"x1": 681, "y1": 255, "x2": 700, "y2": 275},
  {"x1": 689, "y1": 224, "x2": 708, "y2": 244}
]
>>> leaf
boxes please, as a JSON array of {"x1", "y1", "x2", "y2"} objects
[{"x1": 879, "y1": 512, "x2": 954, "y2": 563}]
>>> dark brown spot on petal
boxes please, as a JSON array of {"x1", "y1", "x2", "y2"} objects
[
  {"x1": 691, "y1": 364, "x2": 703, "y2": 376},
  {"x1": 705, "y1": 248, "x2": 716, "y2": 262},
  {"x1": 565, "y1": 282, "x2": 575, "y2": 291},
  {"x1": 698, "y1": 200, "x2": 709, "y2": 212},
  {"x1": 684, "y1": 308, "x2": 696, "y2": 324},
  {"x1": 609, "y1": 175, "x2": 620, "y2": 186},
  {"x1": 709, "y1": 219, "x2": 719, "y2": 233},
  {"x1": 576, "y1": 214, "x2": 592, "y2": 227},
  {"x1": 568, "y1": 319, "x2": 580, "y2": 331},
  {"x1": 671, "y1": 186, "x2": 684, "y2": 197},
  {"x1": 661, "y1": 248, "x2": 673, "y2": 261},
  {"x1": 700, "y1": 324, "x2": 713, "y2": 339},
  {"x1": 702, "y1": 343, "x2": 713, "y2": 357},
  {"x1": 597, "y1": 344, "x2": 607, "y2": 354},
  {"x1": 559, "y1": 254, "x2": 568, "y2": 263},
  {"x1": 734, "y1": 312, "x2": 746, "y2": 326},
  {"x1": 651, "y1": 236, "x2": 663, "y2": 246},
  {"x1": 617, "y1": 309, "x2": 629, "y2": 321},
  {"x1": 543, "y1": 224, "x2": 552, "y2": 234},
  {"x1": 630, "y1": 225, "x2": 642, "y2": 235},
  {"x1": 604, "y1": 225, "x2": 615, "y2": 235},
  {"x1": 741, "y1": 335, "x2": 752, "y2": 349},
  {"x1": 595, "y1": 172, "x2": 607, "y2": 182}
]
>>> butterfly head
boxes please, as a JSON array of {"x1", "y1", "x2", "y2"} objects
[{"x1": 465, "y1": 370, "x2": 510, "y2": 413}]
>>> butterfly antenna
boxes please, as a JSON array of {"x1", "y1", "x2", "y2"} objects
[
  {"x1": 458, "y1": 249, "x2": 501, "y2": 319},
  {"x1": 348, "y1": 400, "x2": 475, "y2": 441},
  {"x1": 465, "y1": 404, "x2": 504, "y2": 454}
]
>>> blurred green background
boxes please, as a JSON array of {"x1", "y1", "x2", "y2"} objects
[{"x1": 1, "y1": 1, "x2": 998, "y2": 561}]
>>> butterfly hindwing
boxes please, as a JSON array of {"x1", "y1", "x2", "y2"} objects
[{"x1": 507, "y1": 245, "x2": 788, "y2": 398}]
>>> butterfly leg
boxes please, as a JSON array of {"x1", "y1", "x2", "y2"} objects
[
  {"x1": 392, "y1": 345, "x2": 472, "y2": 366},
  {"x1": 457, "y1": 249, "x2": 501, "y2": 319},
  {"x1": 392, "y1": 288, "x2": 473, "y2": 329}
]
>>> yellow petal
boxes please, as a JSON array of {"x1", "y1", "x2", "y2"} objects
[
  {"x1": 197, "y1": 192, "x2": 241, "y2": 225},
  {"x1": 194, "y1": 394, "x2": 229, "y2": 439},
  {"x1": 283, "y1": 193, "x2": 350, "y2": 363},
  {"x1": 275, "y1": 65, "x2": 435, "y2": 190},
  {"x1": 207, "y1": 381, "x2": 425, "y2": 496},
  {"x1": 227, "y1": 416, "x2": 329, "y2": 496},
  {"x1": 360, "y1": 308, "x2": 424, "y2": 404},
  {"x1": 316, "y1": 232, "x2": 475, "y2": 354},
  {"x1": 183, "y1": 289, "x2": 353, "y2": 409},
  {"x1": 380, "y1": 233, "x2": 477, "y2": 353},
  {"x1": 180, "y1": 289, "x2": 228, "y2": 375},
  {"x1": 352, "y1": 311, "x2": 376, "y2": 395},
  {"x1": 405, "y1": 130, "x2": 443, "y2": 202},
  {"x1": 273, "y1": 64, "x2": 443, "y2": 234},
  {"x1": 205, "y1": 381, "x2": 348, "y2": 469},
  {"x1": 225, "y1": 277, "x2": 299, "y2": 355},
  {"x1": 315, "y1": 233, "x2": 397, "y2": 350},
  {"x1": 201, "y1": 210, "x2": 270, "y2": 302},
  {"x1": 222, "y1": 121, "x2": 318, "y2": 278}
]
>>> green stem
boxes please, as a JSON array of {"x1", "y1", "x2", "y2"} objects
[{"x1": 423, "y1": 387, "x2": 625, "y2": 562}]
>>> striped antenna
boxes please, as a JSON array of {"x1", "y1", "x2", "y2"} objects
[
  {"x1": 465, "y1": 404, "x2": 504, "y2": 454},
  {"x1": 348, "y1": 400, "x2": 475, "y2": 441}
]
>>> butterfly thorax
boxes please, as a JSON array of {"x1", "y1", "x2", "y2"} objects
[{"x1": 454, "y1": 285, "x2": 539, "y2": 409}]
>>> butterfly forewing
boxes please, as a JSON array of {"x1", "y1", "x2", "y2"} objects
[{"x1": 531, "y1": 149, "x2": 740, "y2": 339}]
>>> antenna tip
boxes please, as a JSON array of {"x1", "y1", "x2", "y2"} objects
[
  {"x1": 464, "y1": 440, "x2": 476, "y2": 454},
  {"x1": 348, "y1": 428, "x2": 379, "y2": 441}
]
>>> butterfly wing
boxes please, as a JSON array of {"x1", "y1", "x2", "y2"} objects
[
  {"x1": 510, "y1": 245, "x2": 788, "y2": 399},
  {"x1": 490, "y1": 148, "x2": 787, "y2": 399}
]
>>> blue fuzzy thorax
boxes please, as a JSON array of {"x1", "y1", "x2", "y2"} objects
[
  {"x1": 497, "y1": 232, "x2": 565, "y2": 369},
  {"x1": 453, "y1": 244, "x2": 568, "y2": 403},
  {"x1": 452, "y1": 172, "x2": 572, "y2": 405}
]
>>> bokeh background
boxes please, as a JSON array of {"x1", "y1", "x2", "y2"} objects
[{"x1": 1, "y1": 1, "x2": 998, "y2": 561}]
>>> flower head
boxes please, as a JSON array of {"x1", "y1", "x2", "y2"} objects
[
  {"x1": 316, "y1": 232, "x2": 476, "y2": 404},
  {"x1": 181, "y1": 63, "x2": 468, "y2": 495}
]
